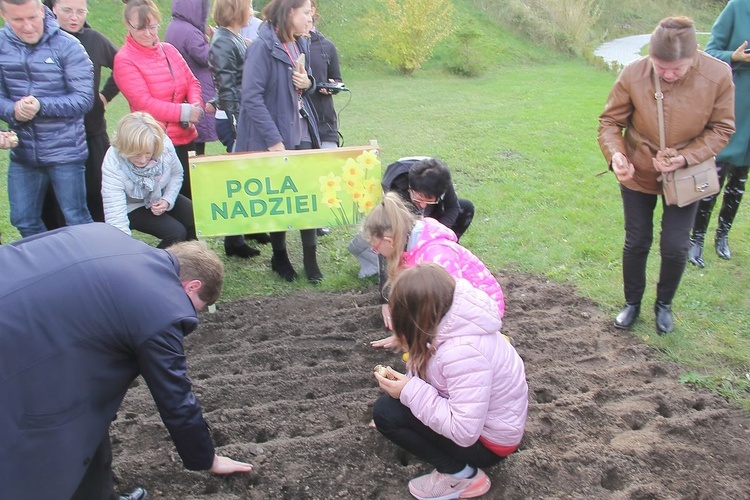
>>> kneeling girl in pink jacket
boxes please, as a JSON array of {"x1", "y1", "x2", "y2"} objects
[
  {"x1": 373, "y1": 263, "x2": 527, "y2": 500},
  {"x1": 365, "y1": 192, "x2": 504, "y2": 345}
]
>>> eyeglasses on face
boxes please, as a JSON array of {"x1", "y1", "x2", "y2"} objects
[
  {"x1": 128, "y1": 21, "x2": 160, "y2": 33},
  {"x1": 372, "y1": 237, "x2": 393, "y2": 254},
  {"x1": 58, "y1": 7, "x2": 88, "y2": 17},
  {"x1": 408, "y1": 189, "x2": 440, "y2": 205}
]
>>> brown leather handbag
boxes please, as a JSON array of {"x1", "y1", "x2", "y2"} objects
[{"x1": 653, "y1": 68, "x2": 720, "y2": 207}]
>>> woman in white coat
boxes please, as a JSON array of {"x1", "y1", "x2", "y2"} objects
[{"x1": 101, "y1": 112, "x2": 196, "y2": 248}]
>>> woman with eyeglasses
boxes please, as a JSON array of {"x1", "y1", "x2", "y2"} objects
[
  {"x1": 364, "y1": 192, "x2": 504, "y2": 338},
  {"x1": 349, "y1": 157, "x2": 476, "y2": 281},
  {"x1": 381, "y1": 157, "x2": 475, "y2": 240},
  {"x1": 113, "y1": 0, "x2": 204, "y2": 200}
]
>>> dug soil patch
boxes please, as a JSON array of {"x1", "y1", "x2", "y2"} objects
[{"x1": 112, "y1": 274, "x2": 750, "y2": 499}]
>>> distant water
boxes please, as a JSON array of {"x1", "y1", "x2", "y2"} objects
[
  {"x1": 595, "y1": 32, "x2": 712, "y2": 69},
  {"x1": 594, "y1": 34, "x2": 651, "y2": 67}
]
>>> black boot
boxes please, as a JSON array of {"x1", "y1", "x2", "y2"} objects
[
  {"x1": 614, "y1": 303, "x2": 640, "y2": 329},
  {"x1": 687, "y1": 234, "x2": 705, "y2": 268},
  {"x1": 715, "y1": 165, "x2": 748, "y2": 261},
  {"x1": 715, "y1": 230, "x2": 731, "y2": 260},
  {"x1": 271, "y1": 249, "x2": 297, "y2": 282},
  {"x1": 688, "y1": 194, "x2": 716, "y2": 268},
  {"x1": 303, "y1": 245, "x2": 323, "y2": 283},
  {"x1": 245, "y1": 232, "x2": 271, "y2": 244},
  {"x1": 225, "y1": 235, "x2": 260, "y2": 258},
  {"x1": 654, "y1": 300, "x2": 674, "y2": 335}
]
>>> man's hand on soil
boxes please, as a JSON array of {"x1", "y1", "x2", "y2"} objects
[{"x1": 210, "y1": 455, "x2": 253, "y2": 474}]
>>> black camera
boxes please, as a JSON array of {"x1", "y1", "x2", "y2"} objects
[{"x1": 317, "y1": 82, "x2": 348, "y2": 94}]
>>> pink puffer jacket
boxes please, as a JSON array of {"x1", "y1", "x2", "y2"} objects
[
  {"x1": 400, "y1": 279, "x2": 528, "y2": 447},
  {"x1": 403, "y1": 217, "x2": 505, "y2": 319},
  {"x1": 114, "y1": 35, "x2": 202, "y2": 146}
]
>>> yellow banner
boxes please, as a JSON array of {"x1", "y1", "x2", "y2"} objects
[{"x1": 189, "y1": 145, "x2": 382, "y2": 237}]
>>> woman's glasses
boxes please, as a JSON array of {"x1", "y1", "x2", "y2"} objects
[
  {"x1": 371, "y1": 239, "x2": 384, "y2": 254},
  {"x1": 409, "y1": 189, "x2": 440, "y2": 205},
  {"x1": 128, "y1": 21, "x2": 160, "y2": 33}
]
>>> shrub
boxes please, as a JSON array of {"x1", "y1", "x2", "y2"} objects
[
  {"x1": 444, "y1": 27, "x2": 485, "y2": 77},
  {"x1": 361, "y1": 0, "x2": 455, "y2": 75}
]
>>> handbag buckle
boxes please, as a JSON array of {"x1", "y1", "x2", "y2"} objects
[
  {"x1": 696, "y1": 183, "x2": 709, "y2": 192},
  {"x1": 654, "y1": 91, "x2": 664, "y2": 100}
]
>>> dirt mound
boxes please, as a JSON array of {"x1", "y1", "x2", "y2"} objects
[{"x1": 111, "y1": 274, "x2": 750, "y2": 499}]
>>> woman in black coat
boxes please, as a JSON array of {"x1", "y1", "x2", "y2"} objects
[
  {"x1": 307, "y1": 1, "x2": 342, "y2": 149},
  {"x1": 208, "y1": 0, "x2": 267, "y2": 259}
]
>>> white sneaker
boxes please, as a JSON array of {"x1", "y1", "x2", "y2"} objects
[{"x1": 408, "y1": 468, "x2": 491, "y2": 500}]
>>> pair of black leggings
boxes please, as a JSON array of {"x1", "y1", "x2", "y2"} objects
[
  {"x1": 270, "y1": 141, "x2": 318, "y2": 252},
  {"x1": 692, "y1": 162, "x2": 748, "y2": 236},
  {"x1": 452, "y1": 198, "x2": 475, "y2": 240},
  {"x1": 372, "y1": 394, "x2": 505, "y2": 474},
  {"x1": 620, "y1": 185, "x2": 699, "y2": 305},
  {"x1": 128, "y1": 195, "x2": 196, "y2": 249}
]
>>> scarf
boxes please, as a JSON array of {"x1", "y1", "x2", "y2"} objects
[{"x1": 123, "y1": 157, "x2": 164, "y2": 208}]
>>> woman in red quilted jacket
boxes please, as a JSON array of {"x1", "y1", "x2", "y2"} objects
[{"x1": 114, "y1": 0, "x2": 204, "y2": 199}]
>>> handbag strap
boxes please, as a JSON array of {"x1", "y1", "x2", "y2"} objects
[{"x1": 653, "y1": 66, "x2": 666, "y2": 151}]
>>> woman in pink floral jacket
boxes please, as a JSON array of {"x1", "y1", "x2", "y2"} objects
[
  {"x1": 114, "y1": 0, "x2": 203, "y2": 198},
  {"x1": 364, "y1": 192, "x2": 504, "y2": 335}
]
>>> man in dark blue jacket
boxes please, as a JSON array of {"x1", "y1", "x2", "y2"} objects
[
  {"x1": 0, "y1": 0, "x2": 94, "y2": 237},
  {"x1": 0, "y1": 223, "x2": 253, "y2": 499}
]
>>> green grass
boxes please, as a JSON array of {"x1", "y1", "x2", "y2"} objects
[{"x1": 1, "y1": 0, "x2": 749, "y2": 410}]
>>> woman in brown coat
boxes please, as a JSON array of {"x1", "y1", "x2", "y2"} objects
[{"x1": 598, "y1": 16, "x2": 735, "y2": 335}]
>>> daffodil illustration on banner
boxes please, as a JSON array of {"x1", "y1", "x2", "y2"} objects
[{"x1": 320, "y1": 150, "x2": 381, "y2": 225}]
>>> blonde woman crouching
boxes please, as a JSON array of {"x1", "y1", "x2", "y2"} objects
[{"x1": 102, "y1": 112, "x2": 196, "y2": 248}]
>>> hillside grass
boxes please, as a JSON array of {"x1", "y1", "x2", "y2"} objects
[
  {"x1": 465, "y1": 0, "x2": 725, "y2": 55},
  {"x1": 1, "y1": 0, "x2": 748, "y2": 409}
]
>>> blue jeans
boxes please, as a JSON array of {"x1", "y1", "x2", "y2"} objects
[
  {"x1": 8, "y1": 161, "x2": 93, "y2": 237},
  {"x1": 215, "y1": 117, "x2": 235, "y2": 153}
]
